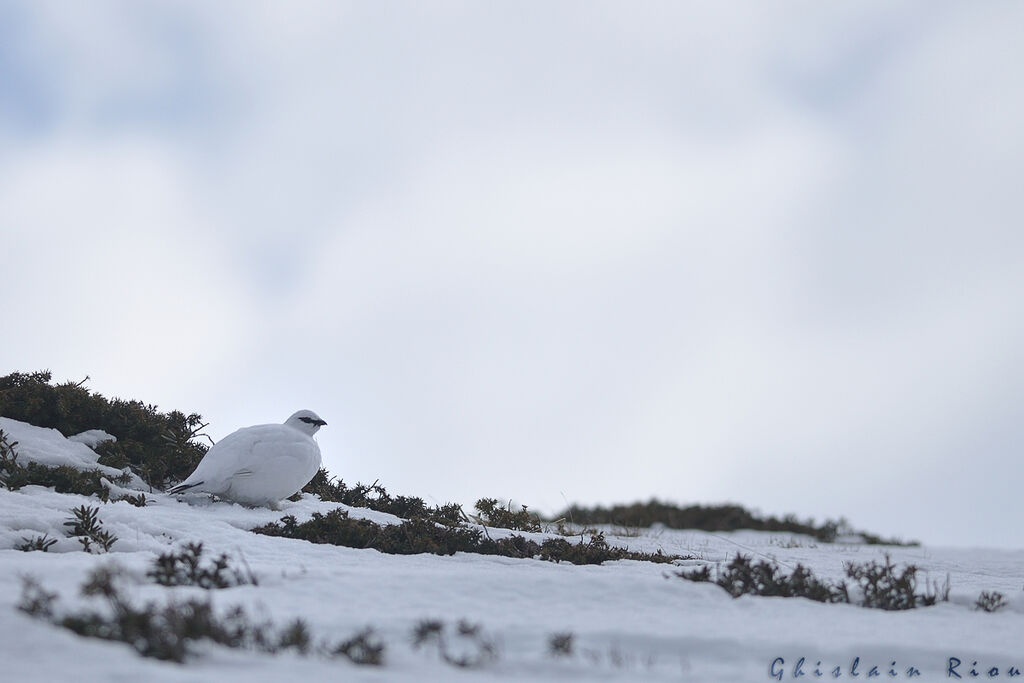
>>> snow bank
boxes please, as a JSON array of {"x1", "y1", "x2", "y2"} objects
[{"x1": 1, "y1": 417, "x2": 119, "y2": 473}]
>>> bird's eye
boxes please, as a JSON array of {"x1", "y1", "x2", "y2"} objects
[{"x1": 299, "y1": 417, "x2": 314, "y2": 424}]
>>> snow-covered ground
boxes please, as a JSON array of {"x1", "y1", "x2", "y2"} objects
[{"x1": 1, "y1": 416, "x2": 1022, "y2": 682}]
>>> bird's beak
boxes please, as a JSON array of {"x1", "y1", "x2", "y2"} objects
[{"x1": 316, "y1": 419, "x2": 328, "y2": 426}]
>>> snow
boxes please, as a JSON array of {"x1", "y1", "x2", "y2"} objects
[
  {"x1": 1, "y1": 416, "x2": 1022, "y2": 681},
  {"x1": 67, "y1": 429, "x2": 117, "y2": 449},
  {"x1": 2, "y1": 417, "x2": 111, "y2": 471}
]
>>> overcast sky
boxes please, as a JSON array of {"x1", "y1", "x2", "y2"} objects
[{"x1": 3, "y1": 2, "x2": 1023, "y2": 548}]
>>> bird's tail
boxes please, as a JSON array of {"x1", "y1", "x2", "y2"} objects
[{"x1": 168, "y1": 481, "x2": 205, "y2": 495}]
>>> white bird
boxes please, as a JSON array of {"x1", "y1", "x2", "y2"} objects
[{"x1": 169, "y1": 410, "x2": 327, "y2": 507}]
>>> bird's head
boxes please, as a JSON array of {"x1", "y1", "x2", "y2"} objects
[{"x1": 285, "y1": 409, "x2": 328, "y2": 436}]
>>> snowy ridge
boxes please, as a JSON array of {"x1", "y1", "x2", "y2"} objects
[
  {"x1": 1, "y1": 417, "x2": 1022, "y2": 682},
  {"x1": 1, "y1": 417, "x2": 124, "y2": 476}
]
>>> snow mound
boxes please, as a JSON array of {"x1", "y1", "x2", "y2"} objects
[
  {"x1": 1, "y1": 417, "x2": 117, "y2": 474},
  {"x1": 67, "y1": 430, "x2": 117, "y2": 449}
]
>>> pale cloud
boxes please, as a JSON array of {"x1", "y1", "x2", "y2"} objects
[{"x1": 1, "y1": 139, "x2": 253, "y2": 413}]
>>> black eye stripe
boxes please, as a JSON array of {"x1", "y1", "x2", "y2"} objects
[{"x1": 299, "y1": 417, "x2": 314, "y2": 423}]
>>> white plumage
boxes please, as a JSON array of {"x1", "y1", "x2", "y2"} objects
[{"x1": 169, "y1": 410, "x2": 326, "y2": 507}]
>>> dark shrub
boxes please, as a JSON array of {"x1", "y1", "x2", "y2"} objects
[
  {"x1": 680, "y1": 553, "x2": 949, "y2": 610},
  {"x1": 412, "y1": 619, "x2": 497, "y2": 668},
  {"x1": 253, "y1": 509, "x2": 680, "y2": 565},
  {"x1": 557, "y1": 500, "x2": 917, "y2": 546},
  {"x1": 975, "y1": 591, "x2": 1008, "y2": 613},
  {"x1": 148, "y1": 542, "x2": 256, "y2": 589},
  {"x1": 846, "y1": 554, "x2": 948, "y2": 610},
  {"x1": 64, "y1": 505, "x2": 117, "y2": 553},
  {"x1": 473, "y1": 498, "x2": 541, "y2": 532},
  {"x1": 548, "y1": 632, "x2": 574, "y2": 657},
  {"x1": 0, "y1": 371, "x2": 207, "y2": 489},
  {"x1": 302, "y1": 468, "x2": 464, "y2": 526},
  {"x1": 680, "y1": 554, "x2": 847, "y2": 603},
  {"x1": 332, "y1": 628, "x2": 385, "y2": 666},
  {"x1": 16, "y1": 534, "x2": 58, "y2": 552},
  {"x1": 19, "y1": 568, "x2": 387, "y2": 664}
]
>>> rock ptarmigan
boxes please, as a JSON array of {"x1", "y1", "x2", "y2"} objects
[{"x1": 169, "y1": 410, "x2": 326, "y2": 507}]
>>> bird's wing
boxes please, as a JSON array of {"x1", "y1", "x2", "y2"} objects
[
  {"x1": 248, "y1": 434, "x2": 321, "y2": 485},
  {"x1": 182, "y1": 425, "x2": 273, "y2": 489},
  {"x1": 174, "y1": 424, "x2": 320, "y2": 496},
  {"x1": 216, "y1": 426, "x2": 318, "y2": 483},
  {"x1": 248, "y1": 435, "x2": 318, "y2": 465}
]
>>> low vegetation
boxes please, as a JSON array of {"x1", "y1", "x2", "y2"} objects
[
  {"x1": 847, "y1": 554, "x2": 949, "y2": 609},
  {"x1": 679, "y1": 553, "x2": 949, "y2": 610},
  {"x1": 557, "y1": 500, "x2": 919, "y2": 546},
  {"x1": 116, "y1": 492, "x2": 148, "y2": 507},
  {"x1": 680, "y1": 555, "x2": 846, "y2": 603},
  {"x1": 18, "y1": 567, "x2": 384, "y2": 665},
  {"x1": 331, "y1": 628, "x2": 386, "y2": 665},
  {"x1": 15, "y1": 534, "x2": 57, "y2": 552},
  {"x1": 412, "y1": 619, "x2": 498, "y2": 668},
  {"x1": 64, "y1": 505, "x2": 118, "y2": 553},
  {"x1": 975, "y1": 590, "x2": 1008, "y2": 613},
  {"x1": 251, "y1": 508, "x2": 678, "y2": 565},
  {"x1": 472, "y1": 497, "x2": 542, "y2": 532},
  {"x1": 301, "y1": 468, "x2": 464, "y2": 526},
  {"x1": 148, "y1": 542, "x2": 257, "y2": 589},
  {"x1": 548, "y1": 632, "x2": 575, "y2": 657}
]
